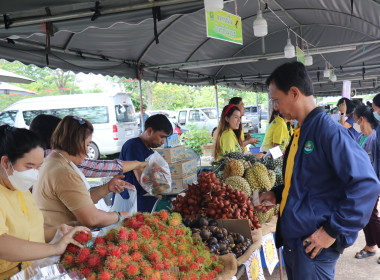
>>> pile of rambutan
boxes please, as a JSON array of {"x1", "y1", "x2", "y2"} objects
[{"x1": 61, "y1": 210, "x2": 224, "y2": 279}]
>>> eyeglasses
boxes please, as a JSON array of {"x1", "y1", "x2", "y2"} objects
[{"x1": 72, "y1": 116, "x2": 85, "y2": 125}]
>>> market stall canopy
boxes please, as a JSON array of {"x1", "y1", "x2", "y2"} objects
[
  {"x1": 0, "y1": 69, "x2": 34, "y2": 84},
  {"x1": 0, "y1": 81, "x2": 35, "y2": 95},
  {"x1": 0, "y1": 0, "x2": 380, "y2": 96}
]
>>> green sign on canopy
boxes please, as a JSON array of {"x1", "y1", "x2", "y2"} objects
[
  {"x1": 206, "y1": 10, "x2": 243, "y2": 45},
  {"x1": 296, "y1": 46, "x2": 305, "y2": 65}
]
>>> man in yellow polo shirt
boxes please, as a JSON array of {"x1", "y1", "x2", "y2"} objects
[
  {"x1": 257, "y1": 62, "x2": 380, "y2": 279},
  {"x1": 260, "y1": 111, "x2": 289, "y2": 152}
]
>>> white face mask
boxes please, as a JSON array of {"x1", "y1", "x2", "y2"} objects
[
  {"x1": 353, "y1": 122, "x2": 362, "y2": 133},
  {"x1": 6, "y1": 164, "x2": 39, "y2": 192}
]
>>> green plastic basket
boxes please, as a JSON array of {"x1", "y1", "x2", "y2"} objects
[{"x1": 250, "y1": 133, "x2": 265, "y2": 147}]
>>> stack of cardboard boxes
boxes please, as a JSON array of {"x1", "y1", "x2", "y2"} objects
[{"x1": 154, "y1": 135, "x2": 198, "y2": 192}]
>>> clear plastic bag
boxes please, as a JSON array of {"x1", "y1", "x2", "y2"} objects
[{"x1": 141, "y1": 152, "x2": 172, "y2": 195}]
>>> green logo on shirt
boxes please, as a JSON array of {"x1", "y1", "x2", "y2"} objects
[{"x1": 304, "y1": 141, "x2": 314, "y2": 154}]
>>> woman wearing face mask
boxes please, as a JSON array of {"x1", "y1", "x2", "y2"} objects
[
  {"x1": 0, "y1": 125, "x2": 89, "y2": 279},
  {"x1": 213, "y1": 104, "x2": 243, "y2": 160},
  {"x1": 33, "y1": 116, "x2": 131, "y2": 228}
]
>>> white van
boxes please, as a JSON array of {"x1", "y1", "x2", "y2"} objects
[{"x1": 0, "y1": 92, "x2": 138, "y2": 159}]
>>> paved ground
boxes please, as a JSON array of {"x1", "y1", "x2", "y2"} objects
[{"x1": 264, "y1": 204, "x2": 380, "y2": 280}]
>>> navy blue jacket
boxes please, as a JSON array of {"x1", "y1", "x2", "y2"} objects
[{"x1": 273, "y1": 107, "x2": 380, "y2": 252}]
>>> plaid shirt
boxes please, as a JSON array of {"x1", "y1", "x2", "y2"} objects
[{"x1": 45, "y1": 149, "x2": 123, "y2": 178}]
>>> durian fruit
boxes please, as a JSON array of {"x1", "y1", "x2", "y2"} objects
[
  {"x1": 225, "y1": 176, "x2": 252, "y2": 196},
  {"x1": 244, "y1": 168, "x2": 260, "y2": 191},
  {"x1": 229, "y1": 160, "x2": 245, "y2": 177},
  {"x1": 252, "y1": 162, "x2": 271, "y2": 192},
  {"x1": 268, "y1": 170, "x2": 276, "y2": 188},
  {"x1": 226, "y1": 151, "x2": 245, "y2": 160},
  {"x1": 254, "y1": 208, "x2": 275, "y2": 225},
  {"x1": 274, "y1": 167, "x2": 284, "y2": 186},
  {"x1": 238, "y1": 159, "x2": 250, "y2": 172}
]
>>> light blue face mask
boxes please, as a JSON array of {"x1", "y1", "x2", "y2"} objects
[{"x1": 374, "y1": 111, "x2": 380, "y2": 121}]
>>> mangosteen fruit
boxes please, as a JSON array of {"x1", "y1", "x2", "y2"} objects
[
  {"x1": 183, "y1": 218, "x2": 192, "y2": 227},
  {"x1": 191, "y1": 228, "x2": 201, "y2": 234},
  {"x1": 199, "y1": 217, "x2": 209, "y2": 227},
  {"x1": 208, "y1": 237, "x2": 218, "y2": 245},
  {"x1": 215, "y1": 232, "x2": 224, "y2": 240},
  {"x1": 208, "y1": 219, "x2": 218, "y2": 227},
  {"x1": 200, "y1": 229, "x2": 211, "y2": 241},
  {"x1": 221, "y1": 228, "x2": 228, "y2": 237},
  {"x1": 219, "y1": 242, "x2": 227, "y2": 251}
]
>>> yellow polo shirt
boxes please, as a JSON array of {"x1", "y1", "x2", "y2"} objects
[
  {"x1": 218, "y1": 128, "x2": 243, "y2": 159},
  {"x1": 0, "y1": 185, "x2": 45, "y2": 279},
  {"x1": 260, "y1": 116, "x2": 289, "y2": 152}
]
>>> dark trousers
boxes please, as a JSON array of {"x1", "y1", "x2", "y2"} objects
[
  {"x1": 283, "y1": 239, "x2": 340, "y2": 280},
  {"x1": 363, "y1": 196, "x2": 380, "y2": 247}
]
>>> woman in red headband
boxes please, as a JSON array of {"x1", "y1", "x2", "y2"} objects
[{"x1": 213, "y1": 104, "x2": 243, "y2": 159}]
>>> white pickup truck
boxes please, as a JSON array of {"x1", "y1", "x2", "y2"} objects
[{"x1": 177, "y1": 107, "x2": 253, "y2": 134}]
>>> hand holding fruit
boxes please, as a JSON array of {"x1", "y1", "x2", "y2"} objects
[
  {"x1": 256, "y1": 191, "x2": 276, "y2": 213},
  {"x1": 53, "y1": 227, "x2": 90, "y2": 256}
]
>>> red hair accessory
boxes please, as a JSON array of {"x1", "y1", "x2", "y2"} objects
[{"x1": 225, "y1": 104, "x2": 237, "y2": 116}]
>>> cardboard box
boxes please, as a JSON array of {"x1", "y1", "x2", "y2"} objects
[
  {"x1": 201, "y1": 143, "x2": 214, "y2": 157},
  {"x1": 169, "y1": 158, "x2": 198, "y2": 178},
  {"x1": 216, "y1": 219, "x2": 253, "y2": 242},
  {"x1": 171, "y1": 173, "x2": 197, "y2": 190},
  {"x1": 154, "y1": 145, "x2": 186, "y2": 163},
  {"x1": 164, "y1": 133, "x2": 180, "y2": 148}
]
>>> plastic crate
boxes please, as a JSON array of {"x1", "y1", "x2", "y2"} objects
[
  {"x1": 250, "y1": 146, "x2": 261, "y2": 154},
  {"x1": 250, "y1": 133, "x2": 265, "y2": 147}
]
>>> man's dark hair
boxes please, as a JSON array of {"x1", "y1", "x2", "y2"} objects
[
  {"x1": 228, "y1": 97, "x2": 242, "y2": 105},
  {"x1": 337, "y1": 98, "x2": 355, "y2": 115},
  {"x1": 145, "y1": 114, "x2": 173, "y2": 135},
  {"x1": 30, "y1": 114, "x2": 61, "y2": 149},
  {"x1": 266, "y1": 62, "x2": 314, "y2": 96}
]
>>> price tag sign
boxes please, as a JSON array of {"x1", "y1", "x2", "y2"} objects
[
  {"x1": 261, "y1": 234, "x2": 279, "y2": 275},
  {"x1": 268, "y1": 146, "x2": 282, "y2": 159},
  {"x1": 243, "y1": 249, "x2": 265, "y2": 280}
]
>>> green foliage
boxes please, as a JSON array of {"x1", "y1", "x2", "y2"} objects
[{"x1": 180, "y1": 124, "x2": 212, "y2": 156}]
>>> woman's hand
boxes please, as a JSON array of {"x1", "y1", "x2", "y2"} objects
[
  {"x1": 338, "y1": 100, "x2": 346, "y2": 114},
  {"x1": 107, "y1": 174, "x2": 131, "y2": 193},
  {"x1": 53, "y1": 226, "x2": 90, "y2": 256},
  {"x1": 248, "y1": 136, "x2": 261, "y2": 147}
]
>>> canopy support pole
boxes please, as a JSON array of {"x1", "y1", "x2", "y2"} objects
[
  {"x1": 138, "y1": 77, "x2": 144, "y2": 133},
  {"x1": 214, "y1": 82, "x2": 219, "y2": 123}
]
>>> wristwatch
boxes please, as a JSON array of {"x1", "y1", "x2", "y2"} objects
[
  {"x1": 340, "y1": 112, "x2": 345, "y2": 116},
  {"x1": 115, "y1": 211, "x2": 122, "y2": 223}
]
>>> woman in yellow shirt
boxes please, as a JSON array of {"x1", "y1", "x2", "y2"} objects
[
  {"x1": 0, "y1": 125, "x2": 88, "y2": 279},
  {"x1": 213, "y1": 104, "x2": 243, "y2": 159}
]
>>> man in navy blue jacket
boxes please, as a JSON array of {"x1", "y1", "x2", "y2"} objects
[{"x1": 258, "y1": 62, "x2": 380, "y2": 279}]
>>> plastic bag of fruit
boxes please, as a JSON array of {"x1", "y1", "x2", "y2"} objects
[{"x1": 140, "y1": 152, "x2": 172, "y2": 195}]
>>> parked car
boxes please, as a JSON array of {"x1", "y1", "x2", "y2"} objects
[
  {"x1": 0, "y1": 92, "x2": 138, "y2": 159},
  {"x1": 146, "y1": 110, "x2": 181, "y2": 136},
  {"x1": 244, "y1": 105, "x2": 268, "y2": 133},
  {"x1": 177, "y1": 107, "x2": 218, "y2": 135}
]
